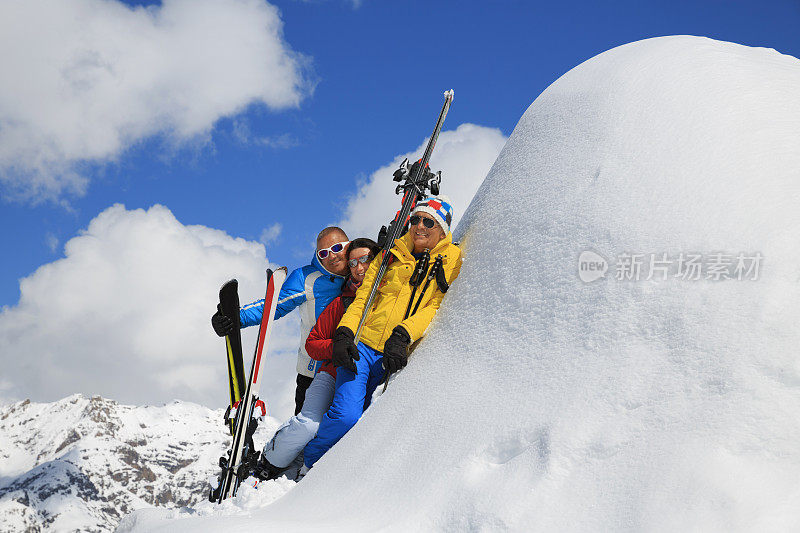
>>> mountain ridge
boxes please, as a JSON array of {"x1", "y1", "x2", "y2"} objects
[{"x1": 0, "y1": 393, "x2": 267, "y2": 532}]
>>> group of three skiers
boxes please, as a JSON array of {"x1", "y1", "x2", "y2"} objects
[{"x1": 211, "y1": 195, "x2": 462, "y2": 480}]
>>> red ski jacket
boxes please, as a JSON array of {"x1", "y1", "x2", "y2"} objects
[{"x1": 305, "y1": 282, "x2": 358, "y2": 379}]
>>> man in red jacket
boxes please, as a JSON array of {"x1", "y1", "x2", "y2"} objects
[{"x1": 254, "y1": 238, "x2": 381, "y2": 480}]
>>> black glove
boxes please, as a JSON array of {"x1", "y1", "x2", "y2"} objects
[
  {"x1": 382, "y1": 326, "x2": 410, "y2": 375},
  {"x1": 211, "y1": 303, "x2": 236, "y2": 337},
  {"x1": 332, "y1": 327, "x2": 359, "y2": 373}
]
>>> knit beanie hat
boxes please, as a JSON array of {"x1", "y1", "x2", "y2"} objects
[{"x1": 412, "y1": 195, "x2": 454, "y2": 234}]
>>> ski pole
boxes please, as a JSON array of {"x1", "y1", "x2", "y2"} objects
[
  {"x1": 434, "y1": 259, "x2": 450, "y2": 294},
  {"x1": 404, "y1": 250, "x2": 430, "y2": 319},
  {"x1": 383, "y1": 256, "x2": 445, "y2": 393},
  {"x1": 411, "y1": 255, "x2": 444, "y2": 316}
]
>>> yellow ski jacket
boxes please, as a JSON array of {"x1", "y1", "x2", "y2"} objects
[{"x1": 338, "y1": 231, "x2": 462, "y2": 352}]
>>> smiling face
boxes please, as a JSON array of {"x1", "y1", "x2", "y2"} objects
[
  {"x1": 317, "y1": 231, "x2": 349, "y2": 276},
  {"x1": 410, "y1": 212, "x2": 445, "y2": 254},
  {"x1": 347, "y1": 246, "x2": 373, "y2": 284}
]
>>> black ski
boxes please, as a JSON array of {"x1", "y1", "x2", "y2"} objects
[{"x1": 219, "y1": 280, "x2": 246, "y2": 435}]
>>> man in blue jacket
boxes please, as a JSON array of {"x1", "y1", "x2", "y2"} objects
[{"x1": 212, "y1": 226, "x2": 350, "y2": 414}]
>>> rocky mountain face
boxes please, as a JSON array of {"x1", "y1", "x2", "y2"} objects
[{"x1": 0, "y1": 395, "x2": 232, "y2": 532}]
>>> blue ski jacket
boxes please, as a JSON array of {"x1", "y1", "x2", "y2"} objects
[{"x1": 239, "y1": 254, "x2": 346, "y2": 377}]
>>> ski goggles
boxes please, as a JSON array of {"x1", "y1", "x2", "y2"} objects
[
  {"x1": 317, "y1": 241, "x2": 349, "y2": 259},
  {"x1": 409, "y1": 215, "x2": 437, "y2": 229},
  {"x1": 348, "y1": 254, "x2": 373, "y2": 268}
]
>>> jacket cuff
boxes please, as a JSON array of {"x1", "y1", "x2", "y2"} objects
[
  {"x1": 392, "y1": 325, "x2": 411, "y2": 343},
  {"x1": 336, "y1": 326, "x2": 354, "y2": 339}
]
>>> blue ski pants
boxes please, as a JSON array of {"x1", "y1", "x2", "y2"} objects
[{"x1": 303, "y1": 342, "x2": 385, "y2": 467}]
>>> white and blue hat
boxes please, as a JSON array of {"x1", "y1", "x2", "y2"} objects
[{"x1": 412, "y1": 195, "x2": 454, "y2": 234}]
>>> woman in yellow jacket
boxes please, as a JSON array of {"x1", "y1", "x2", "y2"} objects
[{"x1": 303, "y1": 196, "x2": 462, "y2": 469}]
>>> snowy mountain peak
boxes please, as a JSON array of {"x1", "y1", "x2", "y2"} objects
[{"x1": 0, "y1": 395, "x2": 231, "y2": 532}]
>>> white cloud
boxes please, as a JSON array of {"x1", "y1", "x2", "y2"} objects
[
  {"x1": 337, "y1": 123, "x2": 508, "y2": 240},
  {"x1": 0, "y1": 204, "x2": 300, "y2": 418},
  {"x1": 0, "y1": 0, "x2": 312, "y2": 203},
  {"x1": 256, "y1": 133, "x2": 300, "y2": 149},
  {"x1": 45, "y1": 233, "x2": 60, "y2": 254},
  {"x1": 260, "y1": 222, "x2": 283, "y2": 245},
  {"x1": 0, "y1": 378, "x2": 15, "y2": 407},
  {"x1": 295, "y1": 0, "x2": 365, "y2": 8},
  {"x1": 232, "y1": 120, "x2": 299, "y2": 149}
]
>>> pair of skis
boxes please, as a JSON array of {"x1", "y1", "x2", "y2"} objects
[
  {"x1": 354, "y1": 89, "x2": 454, "y2": 346},
  {"x1": 210, "y1": 267, "x2": 287, "y2": 503}
]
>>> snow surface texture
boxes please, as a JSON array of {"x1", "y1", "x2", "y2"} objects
[
  {"x1": 121, "y1": 36, "x2": 800, "y2": 531},
  {"x1": 0, "y1": 395, "x2": 284, "y2": 532}
]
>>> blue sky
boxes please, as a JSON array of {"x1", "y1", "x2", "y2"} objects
[
  {"x1": 1, "y1": 0, "x2": 799, "y2": 408},
  {"x1": 2, "y1": 0, "x2": 799, "y2": 308}
]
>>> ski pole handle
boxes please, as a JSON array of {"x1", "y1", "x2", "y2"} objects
[{"x1": 410, "y1": 255, "x2": 444, "y2": 317}]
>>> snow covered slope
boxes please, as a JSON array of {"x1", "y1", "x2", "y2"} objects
[
  {"x1": 122, "y1": 35, "x2": 800, "y2": 531},
  {"x1": 0, "y1": 395, "x2": 279, "y2": 532}
]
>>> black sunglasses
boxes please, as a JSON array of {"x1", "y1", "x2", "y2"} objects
[{"x1": 409, "y1": 215, "x2": 436, "y2": 229}]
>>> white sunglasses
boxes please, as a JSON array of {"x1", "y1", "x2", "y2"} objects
[{"x1": 317, "y1": 241, "x2": 349, "y2": 259}]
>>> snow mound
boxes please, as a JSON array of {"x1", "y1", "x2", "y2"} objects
[{"x1": 127, "y1": 36, "x2": 800, "y2": 531}]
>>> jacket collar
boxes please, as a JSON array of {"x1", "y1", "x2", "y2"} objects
[
  {"x1": 343, "y1": 277, "x2": 360, "y2": 297},
  {"x1": 312, "y1": 253, "x2": 346, "y2": 280},
  {"x1": 394, "y1": 231, "x2": 453, "y2": 261}
]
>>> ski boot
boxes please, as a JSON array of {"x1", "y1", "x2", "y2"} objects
[{"x1": 253, "y1": 454, "x2": 287, "y2": 481}]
